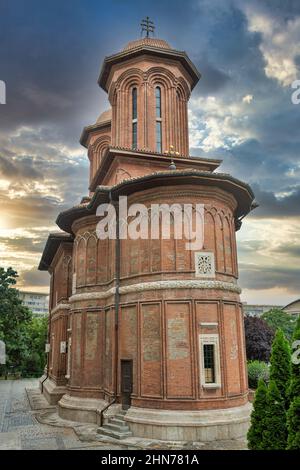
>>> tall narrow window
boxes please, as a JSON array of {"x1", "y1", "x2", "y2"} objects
[
  {"x1": 203, "y1": 344, "x2": 215, "y2": 383},
  {"x1": 132, "y1": 88, "x2": 137, "y2": 149},
  {"x1": 155, "y1": 87, "x2": 162, "y2": 152},
  {"x1": 199, "y1": 334, "x2": 221, "y2": 388}
]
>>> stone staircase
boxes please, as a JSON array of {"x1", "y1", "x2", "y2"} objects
[{"x1": 97, "y1": 409, "x2": 133, "y2": 440}]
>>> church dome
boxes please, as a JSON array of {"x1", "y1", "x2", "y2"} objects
[
  {"x1": 124, "y1": 37, "x2": 171, "y2": 51},
  {"x1": 96, "y1": 108, "x2": 112, "y2": 125}
]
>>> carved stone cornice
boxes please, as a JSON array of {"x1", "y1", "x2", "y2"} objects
[
  {"x1": 69, "y1": 279, "x2": 241, "y2": 304},
  {"x1": 51, "y1": 303, "x2": 70, "y2": 315}
]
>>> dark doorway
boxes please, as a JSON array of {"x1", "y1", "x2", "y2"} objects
[{"x1": 121, "y1": 359, "x2": 133, "y2": 410}]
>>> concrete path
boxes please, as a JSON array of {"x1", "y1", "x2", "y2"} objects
[{"x1": 0, "y1": 379, "x2": 124, "y2": 450}]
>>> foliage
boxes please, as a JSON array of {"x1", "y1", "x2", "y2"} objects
[
  {"x1": 286, "y1": 317, "x2": 300, "y2": 449},
  {"x1": 244, "y1": 315, "x2": 274, "y2": 362},
  {"x1": 0, "y1": 267, "x2": 32, "y2": 371},
  {"x1": 247, "y1": 360, "x2": 269, "y2": 389},
  {"x1": 288, "y1": 315, "x2": 300, "y2": 401},
  {"x1": 262, "y1": 308, "x2": 296, "y2": 341},
  {"x1": 269, "y1": 329, "x2": 291, "y2": 408},
  {"x1": 21, "y1": 316, "x2": 48, "y2": 377},
  {"x1": 0, "y1": 267, "x2": 48, "y2": 377},
  {"x1": 287, "y1": 396, "x2": 300, "y2": 449},
  {"x1": 261, "y1": 380, "x2": 287, "y2": 450},
  {"x1": 247, "y1": 329, "x2": 293, "y2": 450},
  {"x1": 247, "y1": 378, "x2": 268, "y2": 450}
]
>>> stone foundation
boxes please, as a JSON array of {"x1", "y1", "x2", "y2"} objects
[
  {"x1": 124, "y1": 403, "x2": 252, "y2": 441},
  {"x1": 58, "y1": 394, "x2": 108, "y2": 424},
  {"x1": 40, "y1": 376, "x2": 67, "y2": 406}
]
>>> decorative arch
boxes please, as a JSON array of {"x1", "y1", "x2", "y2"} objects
[
  {"x1": 92, "y1": 135, "x2": 111, "y2": 169},
  {"x1": 216, "y1": 212, "x2": 225, "y2": 273},
  {"x1": 177, "y1": 77, "x2": 191, "y2": 101},
  {"x1": 114, "y1": 68, "x2": 144, "y2": 92},
  {"x1": 223, "y1": 215, "x2": 233, "y2": 274},
  {"x1": 66, "y1": 255, "x2": 73, "y2": 298},
  {"x1": 76, "y1": 237, "x2": 87, "y2": 287},
  {"x1": 114, "y1": 168, "x2": 132, "y2": 184},
  {"x1": 86, "y1": 233, "x2": 97, "y2": 285},
  {"x1": 146, "y1": 66, "x2": 177, "y2": 88},
  {"x1": 109, "y1": 68, "x2": 144, "y2": 148}
]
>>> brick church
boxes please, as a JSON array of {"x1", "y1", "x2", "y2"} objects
[{"x1": 39, "y1": 22, "x2": 256, "y2": 441}]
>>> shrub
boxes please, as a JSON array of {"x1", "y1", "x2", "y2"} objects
[
  {"x1": 247, "y1": 360, "x2": 269, "y2": 389},
  {"x1": 244, "y1": 315, "x2": 274, "y2": 362},
  {"x1": 247, "y1": 378, "x2": 268, "y2": 450},
  {"x1": 288, "y1": 315, "x2": 300, "y2": 402},
  {"x1": 287, "y1": 396, "x2": 300, "y2": 449},
  {"x1": 287, "y1": 317, "x2": 300, "y2": 449},
  {"x1": 262, "y1": 380, "x2": 287, "y2": 450},
  {"x1": 269, "y1": 329, "x2": 291, "y2": 408}
]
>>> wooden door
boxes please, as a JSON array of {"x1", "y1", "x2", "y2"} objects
[{"x1": 121, "y1": 360, "x2": 133, "y2": 410}]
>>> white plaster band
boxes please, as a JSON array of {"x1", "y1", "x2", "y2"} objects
[{"x1": 69, "y1": 280, "x2": 241, "y2": 303}]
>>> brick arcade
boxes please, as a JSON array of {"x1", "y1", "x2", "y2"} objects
[{"x1": 39, "y1": 28, "x2": 256, "y2": 441}]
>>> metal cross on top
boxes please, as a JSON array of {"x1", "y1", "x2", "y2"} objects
[{"x1": 140, "y1": 17, "x2": 155, "y2": 38}]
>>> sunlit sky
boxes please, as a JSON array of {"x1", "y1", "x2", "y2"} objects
[{"x1": 0, "y1": 0, "x2": 299, "y2": 305}]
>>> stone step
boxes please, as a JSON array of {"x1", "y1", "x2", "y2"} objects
[
  {"x1": 114, "y1": 412, "x2": 127, "y2": 420},
  {"x1": 97, "y1": 427, "x2": 133, "y2": 440},
  {"x1": 105, "y1": 422, "x2": 129, "y2": 432},
  {"x1": 109, "y1": 417, "x2": 128, "y2": 427}
]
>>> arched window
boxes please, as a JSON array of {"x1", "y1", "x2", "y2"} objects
[
  {"x1": 155, "y1": 87, "x2": 162, "y2": 152},
  {"x1": 132, "y1": 88, "x2": 137, "y2": 149}
]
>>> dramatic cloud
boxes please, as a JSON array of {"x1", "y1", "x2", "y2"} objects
[
  {"x1": 244, "y1": 4, "x2": 300, "y2": 86},
  {"x1": 239, "y1": 264, "x2": 300, "y2": 294},
  {"x1": 20, "y1": 267, "x2": 50, "y2": 289}
]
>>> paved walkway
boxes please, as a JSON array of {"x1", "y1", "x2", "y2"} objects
[
  {"x1": 0, "y1": 379, "x2": 247, "y2": 450},
  {"x1": 0, "y1": 379, "x2": 123, "y2": 450}
]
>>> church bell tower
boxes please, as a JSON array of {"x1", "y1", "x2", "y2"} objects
[{"x1": 80, "y1": 21, "x2": 213, "y2": 191}]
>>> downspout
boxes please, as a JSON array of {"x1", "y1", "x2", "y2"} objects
[
  {"x1": 41, "y1": 270, "x2": 53, "y2": 392},
  {"x1": 100, "y1": 191, "x2": 120, "y2": 426}
]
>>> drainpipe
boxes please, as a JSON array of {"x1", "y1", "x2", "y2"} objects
[
  {"x1": 41, "y1": 271, "x2": 53, "y2": 393},
  {"x1": 99, "y1": 191, "x2": 120, "y2": 427}
]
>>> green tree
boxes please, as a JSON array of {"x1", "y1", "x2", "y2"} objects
[
  {"x1": 262, "y1": 380, "x2": 287, "y2": 450},
  {"x1": 0, "y1": 267, "x2": 32, "y2": 373},
  {"x1": 286, "y1": 317, "x2": 300, "y2": 449},
  {"x1": 288, "y1": 315, "x2": 300, "y2": 401},
  {"x1": 247, "y1": 378, "x2": 268, "y2": 450},
  {"x1": 262, "y1": 308, "x2": 296, "y2": 341},
  {"x1": 22, "y1": 316, "x2": 48, "y2": 376},
  {"x1": 287, "y1": 396, "x2": 300, "y2": 450},
  {"x1": 269, "y1": 329, "x2": 291, "y2": 408}
]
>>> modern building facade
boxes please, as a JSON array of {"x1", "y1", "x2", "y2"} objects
[
  {"x1": 242, "y1": 303, "x2": 283, "y2": 317},
  {"x1": 39, "y1": 30, "x2": 256, "y2": 441},
  {"x1": 282, "y1": 299, "x2": 300, "y2": 317},
  {"x1": 19, "y1": 291, "x2": 49, "y2": 317}
]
